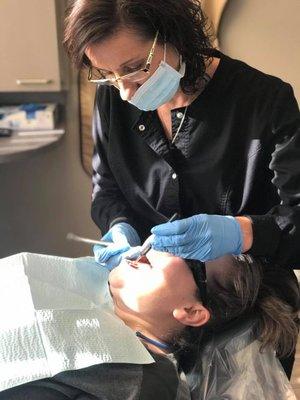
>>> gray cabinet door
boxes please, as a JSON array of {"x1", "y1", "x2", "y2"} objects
[{"x1": 0, "y1": 0, "x2": 61, "y2": 92}]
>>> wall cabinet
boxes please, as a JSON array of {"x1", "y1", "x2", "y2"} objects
[{"x1": 0, "y1": 0, "x2": 66, "y2": 92}]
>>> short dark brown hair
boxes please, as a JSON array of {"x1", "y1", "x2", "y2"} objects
[{"x1": 63, "y1": 0, "x2": 214, "y2": 94}]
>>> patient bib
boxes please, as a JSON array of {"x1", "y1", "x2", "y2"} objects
[{"x1": 0, "y1": 253, "x2": 154, "y2": 392}]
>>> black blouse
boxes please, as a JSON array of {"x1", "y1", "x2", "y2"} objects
[{"x1": 91, "y1": 51, "x2": 300, "y2": 267}]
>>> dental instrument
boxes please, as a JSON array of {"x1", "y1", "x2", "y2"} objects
[
  {"x1": 66, "y1": 232, "x2": 111, "y2": 247},
  {"x1": 135, "y1": 213, "x2": 179, "y2": 262}
]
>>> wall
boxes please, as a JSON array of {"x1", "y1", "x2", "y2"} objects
[
  {"x1": 0, "y1": 59, "x2": 99, "y2": 258},
  {"x1": 218, "y1": 0, "x2": 300, "y2": 103}
]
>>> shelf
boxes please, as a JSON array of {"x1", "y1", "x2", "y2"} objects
[{"x1": 0, "y1": 128, "x2": 65, "y2": 163}]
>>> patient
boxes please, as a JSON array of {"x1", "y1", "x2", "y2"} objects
[
  {"x1": 1, "y1": 251, "x2": 299, "y2": 400},
  {"x1": 109, "y1": 251, "x2": 299, "y2": 358}
]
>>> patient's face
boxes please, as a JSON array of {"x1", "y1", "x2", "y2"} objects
[{"x1": 108, "y1": 250, "x2": 199, "y2": 321}]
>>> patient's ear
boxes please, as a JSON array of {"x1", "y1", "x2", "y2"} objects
[{"x1": 173, "y1": 303, "x2": 210, "y2": 327}]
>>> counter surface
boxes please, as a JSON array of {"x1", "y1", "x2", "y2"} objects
[{"x1": 0, "y1": 129, "x2": 64, "y2": 163}]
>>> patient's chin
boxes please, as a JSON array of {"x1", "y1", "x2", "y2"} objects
[
  {"x1": 108, "y1": 260, "x2": 126, "y2": 283},
  {"x1": 108, "y1": 269, "x2": 122, "y2": 289},
  {"x1": 109, "y1": 258, "x2": 138, "y2": 285},
  {"x1": 111, "y1": 288, "x2": 141, "y2": 321}
]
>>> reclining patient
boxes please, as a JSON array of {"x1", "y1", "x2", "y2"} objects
[{"x1": 0, "y1": 251, "x2": 299, "y2": 399}]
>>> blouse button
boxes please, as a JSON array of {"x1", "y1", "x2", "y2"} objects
[
  {"x1": 176, "y1": 112, "x2": 184, "y2": 119},
  {"x1": 138, "y1": 124, "x2": 146, "y2": 132},
  {"x1": 172, "y1": 173, "x2": 177, "y2": 180}
]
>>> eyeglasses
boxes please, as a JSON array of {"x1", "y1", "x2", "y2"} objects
[
  {"x1": 88, "y1": 31, "x2": 159, "y2": 86},
  {"x1": 187, "y1": 260, "x2": 208, "y2": 306}
]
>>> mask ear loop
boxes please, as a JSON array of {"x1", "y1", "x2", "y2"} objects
[
  {"x1": 164, "y1": 40, "x2": 184, "y2": 71},
  {"x1": 173, "y1": 43, "x2": 183, "y2": 70},
  {"x1": 163, "y1": 38, "x2": 167, "y2": 62},
  {"x1": 163, "y1": 32, "x2": 182, "y2": 67}
]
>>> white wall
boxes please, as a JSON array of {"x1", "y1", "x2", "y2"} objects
[
  {"x1": 0, "y1": 69, "x2": 99, "y2": 258},
  {"x1": 218, "y1": 0, "x2": 300, "y2": 103}
]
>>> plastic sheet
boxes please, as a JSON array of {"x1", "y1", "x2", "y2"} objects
[{"x1": 190, "y1": 319, "x2": 296, "y2": 400}]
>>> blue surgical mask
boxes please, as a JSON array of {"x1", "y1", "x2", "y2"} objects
[{"x1": 128, "y1": 45, "x2": 186, "y2": 111}]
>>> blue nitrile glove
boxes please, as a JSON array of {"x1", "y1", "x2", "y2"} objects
[
  {"x1": 94, "y1": 222, "x2": 141, "y2": 270},
  {"x1": 151, "y1": 214, "x2": 243, "y2": 261}
]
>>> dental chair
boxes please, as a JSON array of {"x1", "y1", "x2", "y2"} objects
[
  {"x1": 0, "y1": 253, "x2": 297, "y2": 399},
  {"x1": 0, "y1": 253, "x2": 189, "y2": 400}
]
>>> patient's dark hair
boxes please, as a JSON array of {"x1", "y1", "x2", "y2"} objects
[
  {"x1": 175, "y1": 255, "x2": 299, "y2": 360},
  {"x1": 63, "y1": 0, "x2": 213, "y2": 94}
]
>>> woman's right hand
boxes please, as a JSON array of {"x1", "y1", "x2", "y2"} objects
[
  {"x1": 94, "y1": 222, "x2": 141, "y2": 270},
  {"x1": 151, "y1": 214, "x2": 243, "y2": 261}
]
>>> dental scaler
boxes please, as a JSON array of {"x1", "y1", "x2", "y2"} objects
[{"x1": 136, "y1": 213, "x2": 179, "y2": 261}]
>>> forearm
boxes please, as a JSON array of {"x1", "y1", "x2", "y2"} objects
[
  {"x1": 237, "y1": 84, "x2": 300, "y2": 266},
  {"x1": 235, "y1": 216, "x2": 253, "y2": 252},
  {"x1": 247, "y1": 208, "x2": 300, "y2": 267},
  {"x1": 91, "y1": 94, "x2": 139, "y2": 235},
  {"x1": 91, "y1": 192, "x2": 138, "y2": 234}
]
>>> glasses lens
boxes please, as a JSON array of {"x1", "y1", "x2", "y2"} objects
[
  {"x1": 120, "y1": 70, "x2": 149, "y2": 83},
  {"x1": 88, "y1": 67, "x2": 149, "y2": 85},
  {"x1": 88, "y1": 67, "x2": 115, "y2": 85},
  {"x1": 89, "y1": 67, "x2": 103, "y2": 80}
]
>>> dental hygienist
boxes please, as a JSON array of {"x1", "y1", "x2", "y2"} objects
[
  {"x1": 64, "y1": 0, "x2": 300, "y2": 268},
  {"x1": 64, "y1": 0, "x2": 300, "y2": 371}
]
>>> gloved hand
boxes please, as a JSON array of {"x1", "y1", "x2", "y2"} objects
[
  {"x1": 151, "y1": 214, "x2": 243, "y2": 261},
  {"x1": 94, "y1": 222, "x2": 141, "y2": 270}
]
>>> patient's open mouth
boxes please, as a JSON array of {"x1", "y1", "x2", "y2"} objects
[
  {"x1": 127, "y1": 260, "x2": 139, "y2": 268},
  {"x1": 126, "y1": 256, "x2": 151, "y2": 269}
]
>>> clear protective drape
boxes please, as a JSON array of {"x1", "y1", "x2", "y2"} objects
[{"x1": 190, "y1": 319, "x2": 296, "y2": 400}]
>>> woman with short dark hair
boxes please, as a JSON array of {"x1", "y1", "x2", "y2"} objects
[
  {"x1": 64, "y1": 0, "x2": 212, "y2": 93},
  {"x1": 63, "y1": 0, "x2": 300, "y2": 377}
]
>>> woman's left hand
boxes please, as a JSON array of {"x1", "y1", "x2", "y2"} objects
[{"x1": 151, "y1": 214, "x2": 243, "y2": 261}]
